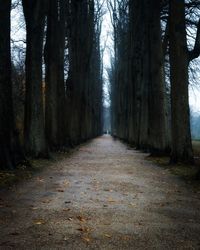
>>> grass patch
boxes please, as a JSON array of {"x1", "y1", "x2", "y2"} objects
[
  {"x1": 148, "y1": 153, "x2": 199, "y2": 178},
  {"x1": 170, "y1": 164, "x2": 199, "y2": 180},
  {"x1": 0, "y1": 144, "x2": 78, "y2": 189},
  {"x1": 0, "y1": 153, "x2": 63, "y2": 189},
  {"x1": 0, "y1": 168, "x2": 32, "y2": 189},
  {"x1": 147, "y1": 156, "x2": 169, "y2": 167},
  {"x1": 147, "y1": 153, "x2": 200, "y2": 192}
]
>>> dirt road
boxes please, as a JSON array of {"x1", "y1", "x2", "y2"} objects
[{"x1": 0, "y1": 135, "x2": 200, "y2": 249}]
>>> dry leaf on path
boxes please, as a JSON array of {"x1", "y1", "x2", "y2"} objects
[
  {"x1": 36, "y1": 177, "x2": 44, "y2": 183},
  {"x1": 42, "y1": 199, "x2": 51, "y2": 204},
  {"x1": 77, "y1": 215, "x2": 86, "y2": 222},
  {"x1": 104, "y1": 189, "x2": 113, "y2": 192},
  {"x1": 129, "y1": 203, "x2": 136, "y2": 207},
  {"x1": 63, "y1": 180, "x2": 70, "y2": 187},
  {"x1": 31, "y1": 207, "x2": 39, "y2": 210},
  {"x1": 77, "y1": 226, "x2": 91, "y2": 233},
  {"x1": 82, "y1": 237, "x2": 91, "y2": 243},
  {"x1": 104, "y1": 234, "x2": 112, "y2": 238},
  {"x1": 63, "y1": 208, "x2": 71, "y2": 212},
  {"x1": 121, "y1": 235, "x2": 131, "y2": 241},
  {"x1": 33, "y1": 219, "x2": 45, "y2": 225},
  {"x1": 108, "y1": 198, "x2": 116, "y2": 203},
  {"x1": 57, "y1": 189, "x2": 65, "y2": 192}
]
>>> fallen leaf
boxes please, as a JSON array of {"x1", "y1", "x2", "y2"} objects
[
  {"x1": 121, "y1": 235, "x2": 131, "y2": 241},
  {"x1": 32, "y1": 207, "x2": 38, "y2": 210},
  {"x1": 57, "y1": 189, "x2": 64, "y2": 192},
  {"x1": 108, "y1": 198, "x2": 116, "y2": 203},
  {"x1": 77, "y1": 227, "x2": 91, "y2": 233},
  {"x1": 82, "y1": 237, "x2": 91, "y2": 243},
  {"x1": 36, "y1": 177, "x2": 44, "y2": 183},
  {"x1": 33, "y1": 219, "x2": 45, "y2": 225},
  {"x1": 42, "y1": 199, "x2": 51, "y2": 204},
  {"x1": 63, "y1": 208, "x2": 71, "y2": 212},
  {"x1": 63, "y1": 180, "x2": 70, "y2": 187},
  {"x1": 77, "y1": 215, "x2": 86, "y2": 223},
  {"x1": 65, "y1": 201, "x2": 71, "y2": 204},
  {"x1": 104, "y1": 234, "x2": 112, "y2": 238},
  {"x1": 104, "y1": 189, "x2": 113, "y2": 192}
]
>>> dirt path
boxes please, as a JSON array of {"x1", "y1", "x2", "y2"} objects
[{"x1": 0, "y1": 135, "x2": 200, "y2": 250}]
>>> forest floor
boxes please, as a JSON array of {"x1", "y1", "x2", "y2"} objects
[{"x1": 0, "y1": 135, "x2": 200, "y2": 249}]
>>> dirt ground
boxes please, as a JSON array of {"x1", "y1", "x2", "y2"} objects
[{"x1": 0, "y1": 135, "x2": 200, "y2": 250}]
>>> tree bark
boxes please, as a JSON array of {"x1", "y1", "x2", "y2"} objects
[
  {"x1": 66, "y1": 0, "x2": 102, "y2": 144},
  {"x1": 45, "y1": 0, "x2": 66, "y2": 149},
  {"x1": 148, "y1": 0, "x2": 169, "y2": 154},
  {"x1": 0, "y1": 0, "x2": 24, "y2": 169},
  {"x1": 22, "y1": 0, "x2": 48, "y2": 157},
  {"x1": 169, "y1": 0, "x2": 193, "y2": 163}
]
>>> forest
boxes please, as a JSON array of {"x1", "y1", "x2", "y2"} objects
[
  {"x1": 0, "y1": 0, "x2": 200, "y2": 169},
  {"x1": 0, "y1": 0, "x2": 103, "y2": 169},
  {"x1": 1, "y1": 0, "x2": 200, "y2": 248},
  {"x1": 1, "y1": 0, "x2": 200, "y2": 169}
]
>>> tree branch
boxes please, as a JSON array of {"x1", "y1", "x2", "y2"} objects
[{"x1": 188, "y1": 18, "x2": 200, "y2": 61}]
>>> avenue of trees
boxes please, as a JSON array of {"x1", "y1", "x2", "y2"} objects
[
  {"x1": 0, "y1": 0, "x2": 103, "y2": 169},
  {"x1": 1, "y1": 0, "x2": 200, "y2": 170},
  {"x1": 109, "y1": 0, "x2": 200, "y2": 164}
]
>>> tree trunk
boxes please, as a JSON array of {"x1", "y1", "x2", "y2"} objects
[
  {"x1": 66, "y1": 0, "x2": 102, "y2": 144},
  {"x1": 148, "y1": 0, "x2": 169, "y2": 154},
  {"x1": 22, "y1": 0, "x2": 48, "y2": 157},
  {"x1": 0, "y1": 0, "x2": 24, "y2": 169},
  {"x1": 45, "y1": 0, "x2": 66, "y2": 149},
  {"x1": 136, "y1": 0, "x2": 149, "y2": 149},
  {"x1": 169, "y1": 0, "x2": 193, "y2": 163}
]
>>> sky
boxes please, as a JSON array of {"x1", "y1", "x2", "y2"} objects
[
  {"x1": 189, "y1": 88, "x2": 200, "y2": 113},
  {"x1": 11, "y1": 1, "x2": 200, "y2": 113}
]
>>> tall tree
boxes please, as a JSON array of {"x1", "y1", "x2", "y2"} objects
[
  {"x1": 112, "y1": 0, "x2": 169, "y2": 153},
  {"x1": 66, "y1": 0, "x2": 103, "y2": 144},
  {"x1": 169, "y1": 0, "x2": 194, "y2": 163},
  {"x1": 22, "y1": 0, "x2": 48, "y2": 157},
  {"x1": 0, "y1": 0, "x2": 24, "y2": 169},
  {"x1": 45, "y1": 0, "x2": 66, "y2": 149},
  {"x1": 148, "y1": 0, "x2": 169, "y2": 153}
]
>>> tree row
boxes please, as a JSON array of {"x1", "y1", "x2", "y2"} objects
[
  {"x1": 0, "y1": 0, "x2": 103, "y2": 169},
  {"x1": 110, "y1": 0, "x2": 200, "y2": 164}
]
